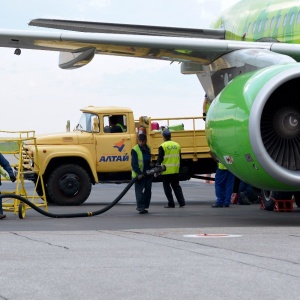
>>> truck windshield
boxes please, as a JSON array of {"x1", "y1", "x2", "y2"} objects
[{"x1": 75, "y1": 113, "x2": 99, "y2": 133}]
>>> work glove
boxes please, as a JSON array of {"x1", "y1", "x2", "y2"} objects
[
  {"x1": 10, "y1": 175, "x2": 16, "y2": 182},
  {"x1": 203, "y1": 113, "x2": 206, "y2": 122},
  {"x1": 137, "y1": 174, "x2": 144, "y2": 180}
]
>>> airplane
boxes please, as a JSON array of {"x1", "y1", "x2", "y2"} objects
[{"x1": 0, "y1": 0, "x2": 299, "y2": 209}]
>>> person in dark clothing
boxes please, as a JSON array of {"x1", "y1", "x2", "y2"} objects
[
  {"x1": 156, "y1": 129, "x2": 186, "y2": 208},
  {"x1": 0, "y1": 153, "x2": 16, "y2": 219},
  {"x1": 131, "y1": 134, "x2": 152, "y2": 214},
  {"x1": 109, "y1": 116, "x2": 123, "y2": 133},
  {"x1": 202, "y1": 93, "x2": 214, "y2": 122},
  {"x1": 238, "y1": 180, "x2": 260, "y2": 205}
]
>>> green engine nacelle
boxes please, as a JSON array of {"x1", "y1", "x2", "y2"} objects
[{"x1": 206, "y1": 63, "x2": 300, "y2": 191}]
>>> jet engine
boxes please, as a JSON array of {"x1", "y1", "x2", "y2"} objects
[{"x1": 206, "y1": 63, "x2": 300, "y2": 191}]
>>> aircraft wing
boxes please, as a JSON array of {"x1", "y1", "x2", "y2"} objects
[{"x1": 0, "y1": 19, "x2": 300, "y2": 69}]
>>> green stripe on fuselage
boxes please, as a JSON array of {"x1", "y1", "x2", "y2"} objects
[{"x1": 211, "y1": 0, "x2": 300, "y2": 44}]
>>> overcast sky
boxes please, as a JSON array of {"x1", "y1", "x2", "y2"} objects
[{"x1": 1, "y1": 0, "x2": 239, "y2": 134}]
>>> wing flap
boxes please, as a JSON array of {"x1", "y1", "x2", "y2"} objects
[{"x1": 29, "y1": 18, "x2": 225, "y2": 39}]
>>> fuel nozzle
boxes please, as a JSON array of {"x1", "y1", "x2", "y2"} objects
[{"x1": 145, "y1": 165, "x2": 166, "y2": 176}]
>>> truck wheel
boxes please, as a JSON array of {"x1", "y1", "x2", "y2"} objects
[
  {"x1": 47, "y1": 164, "x2": 91, "y2": 206},
  {"x1": 261, "y1": 190, "x2": 293, "y2": 211},
  {"x1": 35, "y1": 180, "x2": 55, "y2": 204}
]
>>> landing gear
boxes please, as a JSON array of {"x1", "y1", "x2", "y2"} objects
[{"x1": 261, "y1": 190, "x2": 294, "y2": 211}]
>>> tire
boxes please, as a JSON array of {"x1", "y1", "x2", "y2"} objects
[
  {"x1": 47, "y1": 164, "x2": 92, "y2": 206},
  {"x1": 261, "y1": 190, "x2": 293, "y2": 211},
  {"x1": 34, "y1": 179, "x2": 55, "y2": 204},
  {"x1": 18, "y1": 203, "x2": 26, "y2": 219},
  {"x1": 35, "y1": 181, "x2": 43, "y2": 197}
]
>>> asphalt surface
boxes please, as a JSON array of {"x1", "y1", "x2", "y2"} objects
[{"x1": 0, "y1": 179, "x2": 299, "y2": 300}]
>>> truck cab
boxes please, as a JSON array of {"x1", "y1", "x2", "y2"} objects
[{"x1": 77, "y1": 106, "x2": 137, "y2": 179}]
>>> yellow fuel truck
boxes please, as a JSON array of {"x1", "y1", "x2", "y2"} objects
[{"x1": 23, "y1": 106, "x2": 215, "y2": 205}]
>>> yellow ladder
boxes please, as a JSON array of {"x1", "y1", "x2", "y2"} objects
[{"x1": 0, "y1": 130, "x2": 47, "y2": 218}]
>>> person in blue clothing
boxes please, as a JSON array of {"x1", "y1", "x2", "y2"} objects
[
  {"x1": 131, "y1": 134, "x2": 152, "y2": 214},
  {"x1": 209, "y1": 151, "x2": 235, "y2": 207},
  {"x1": 211, "y1": 161, "x2": 235, "y2": 208},
  {"x1": 0, "y1": 153, "x2": 16, "y2": 219}
]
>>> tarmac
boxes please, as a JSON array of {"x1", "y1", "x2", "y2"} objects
[{"x1": 0, "y1": 179, "x2": 299, "y2": 300}]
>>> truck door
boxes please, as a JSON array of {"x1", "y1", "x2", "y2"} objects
[{"x1": 96, "y1": 114, "x2": 133, "y2": 173}]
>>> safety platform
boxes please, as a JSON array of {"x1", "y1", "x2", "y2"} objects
[
  {"x1": 259, "y1": 196, "x2": 294, "y2": 212},
  {"x1": 0, "y1": 130, "x2": 47, "y2": 218}
]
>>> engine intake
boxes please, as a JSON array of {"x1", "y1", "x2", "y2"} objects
[
  {"x1": 261, "y1": 79, "x2": 300, "y2": 170},
  {"x1": 206, "y1": 63, "x2": 300, "y2": 190}
]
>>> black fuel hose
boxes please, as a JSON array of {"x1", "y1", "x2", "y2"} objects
[{"x1": 0, "y1": 177, "x2": 137, "y2": 218}]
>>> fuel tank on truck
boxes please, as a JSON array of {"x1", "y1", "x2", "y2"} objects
[{"x1": 206, "y1": 63, "x2": 300, "y2": 191}]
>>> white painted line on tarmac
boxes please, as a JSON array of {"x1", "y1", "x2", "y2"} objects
[{"x1": 183, "y1": 233, "x2": 242, "y2": 238}]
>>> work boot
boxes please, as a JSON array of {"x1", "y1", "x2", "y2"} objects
[{"x1": 211, "y1": 203, "x2": 223, "y2": 208}]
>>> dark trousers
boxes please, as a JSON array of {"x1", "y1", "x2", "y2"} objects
[
  {"x1": 135, "y1": 176, "x2": 152, "y2": 210},
  {"x1": 162, "y1": 174, "x2": 185, "y2": 207},
  {"x1": 238, "y1": 180, "x2": 257, "y2": 203},
  {"x1": 215, "y1": 168, "x2": 235, "y2": 206}
]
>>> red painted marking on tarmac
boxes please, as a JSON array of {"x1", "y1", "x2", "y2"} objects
[{"x1": 183, "y1": 234, "x2": 241, "y2": 238}]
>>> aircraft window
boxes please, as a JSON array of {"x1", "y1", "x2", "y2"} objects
[
  {"x1": 276, "y1": 15, "x2": 281, "y2": 28},
  {"x1": 290, "y1": 12, "x2": 295, "y2": 25},
  {"x1": 297, "y1": 11, "x2": 300, "y2": 24},
  {"x1": 258, "y1": 20, "x2": 262, "y2": 32},
  {"x1": 270, "y1": 17, "x2": 275, "y2": 29},
  {"x1": 283, "y1": 14, "x2": 287, "y2": 27},
  {"x1": 252, "y1": 21, "x2": 256, "y2": 33},
  {"x1": 264, "y1": 18, "x2": 269, "y2": 31}
]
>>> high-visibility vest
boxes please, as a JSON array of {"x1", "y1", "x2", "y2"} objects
[
  {"x1": 116, "y1": 123, "x2": 124, "y2": 132},
  {"x1": 161, "y1": 141, "x2": 180, "y2": 175},
  {"x1": 218, "y1": 162, "x2": 227, "y2": 170},
  {"x1": 131, "y1": 144, "x2": 150, "y2": 178}
]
